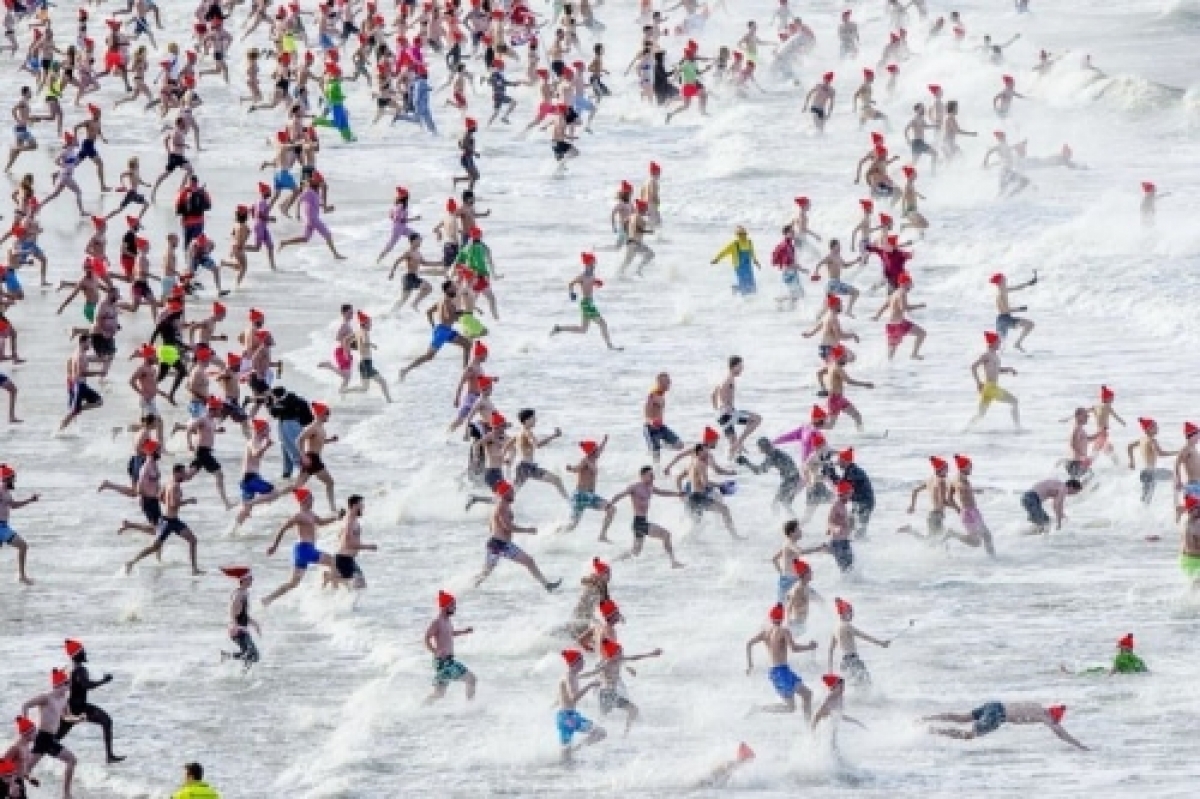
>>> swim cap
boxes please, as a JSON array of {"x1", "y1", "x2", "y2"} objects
[
  {"x1": 1048, "y1": 705, "x2": 1066, "y2": 724},
  {"x1": 220, "y1": 566, "x2": 252, "y2": 580},
  {"x1": 838, "y1": 448, "x2": 854, "y2": 463},
  {"x1": 1117, "y1": 634, "x2": 1134, "y2": 650},
  {"x1": 494, "y1": 480, "x2": 514, "y2": 498},
  {"x1": 438, "y1": 590, "x2": 456, "y2": 609},
  {"x1": 600, "y1": 599, "x2": 620, "y2": 618},
  {"x1": 811, "y1": 405, "x2": 828, "y2": 422},
  {"x1": 310, "y1": 401, "x2": 331, "y2": 418},
  {"x1": 52, "y1": 669, "x2": 69, "y2": 688},
  {"x1": 822, "y1": 674, "x2": 843, "y2": 688},
  {"x1": 15, "y1": 717, "x2": 34, "y2": 736},
  {"x1": 562, "y1": 649, "x2": 583, "y2": 666},
  {"x1": 600, "y1": 639, "x2": 622, "y2": 660},
  {"x1": 581, "y1": 251, "x2": 597, "y2": 266},
  {"x1": 1142, "y1": 181, "x2": 1156, "y2": 194},
  {"x1": 984, "y1": 331, "x2": 1001, "y2": 347},
  {"x1": 64, "y1": 639, "x2": 85, "y2": 658},
  {"x1": 1100, "y1": 385, "x2": 1114, "y2": 402},
  {"x1": 836, "y1": 480, "x2": 853, "y2": 496},
  {"x1": 489, "y1": 411, "x2": 507, "y2": 428},
  {"x1": 737, "y1": 742, "x2": 755, "y2": 761},
  {"x1": 702, "y1": 427, "x2": 720, "y2": 445},
  {"x1": 593, "y1": 557, "x2": 610, "y2": 575},
  {"x1": 930, "y1": 456, "x2": 949, "y2": 473},
  {"x1": 989, "y1": 273, "x2": 1005, "y2": 285},
  {"x1": 834, "y1": 598, "x2": 852, "y2": 616},
  {"x1": 1138, "y1": 418, "x2": 1155, "y2": 433},
  {"x1": 473, "y1": 340, "x2": 488, "y2": 359},
  {"x1": 1186, "y1": 422, "x2": 1198, "y2": 438},
  {"x1": 954, "y1": 454, "x2": 972, "y2": 471},
  {"x1": 768, "y1": 603, "x2": 785, "y2": 623},
  {"x1": 357, "y1": 311, "x2": 371, "y2": 325}
]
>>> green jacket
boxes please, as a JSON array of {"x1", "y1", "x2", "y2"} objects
[{"x1": 174, "y1": 780, "x2": 221, "y2": 799}]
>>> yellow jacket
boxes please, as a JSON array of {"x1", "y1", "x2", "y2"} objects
[
  {"x1": 174, "y1": 780, "x2": 222, "y2": 799},
  {"x1": 712, "y1": 238, "x2": 756, "y2": 266}
]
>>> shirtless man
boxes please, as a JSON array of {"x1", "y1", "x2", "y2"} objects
[
  {"x1": 20, "y1": 671, "x2": 77, "y2": 799},
  {"x1": 424, "y1": 591, "x2": 477, "y2": 703},
  {"x1": 1174, "y1": 423, "x2": 1200, "y2": 516},
  {"x1": 58, "y1": 335, "x2": 104, "y2": 432},
  {"x1": 565, "y1": 438, "x2": 615, "y2": 533},
  {"x1": 993, "y1": 74, "x2": 1026, "y2": 117},
  {"x1": 124, "y1": 464, "x2": 203, "y2": 576},
  {"x1": 812, "y1": 241, "x2": 863, "y2": 316},
  {"x1": 507, "y1": 409, "x2": 568, "y2": 500},
  {"x1": 448, "y1": 341, "x2": 489, "y2": 437},
  {"x1": 812, "y1": 674, "x2": 865, "y2": 732},
  {"x1": 1128, "y1": 417, "x2": 1175, "y2": 504},
  {"x1": 294, "y1": 401, "x2": 338, "y2": 512},
  {"x1": 1086, "y1": 385, "x2": 1125, "y2": 465},
  {"x1": 465, "y1": 412, "x2": 511, "y2": 509},
  {"x1": 1060, "y1": 407, "x2": 1096, "y2": 484},
  {"x1": 326, "y1": 494, "x2": 376, "y2": 598},
  {"x1": 871, "y1": 272, "x2": 926, "y2": 360},
  {"x1": 804, "y1": 72, "x2": 836, "y2": 133},
  {"x1": 904, "y1": 103, "x2": 938, "y2": 173},
  {"x1": 474, "y1": 480, "x2": 561, "y2": 592},
  {"x1": 948, "y1": 454, "x2": 996, "y2": 555},
  {"x1": 0, "y1": 463, "x2": 37, "y2": 584},
  {"x1": 556, "y1": 650, "x2": 606, "y2": 762},
  {"x1": 341, "y1": 312, "x2": 393, "y2": 402},
  {"x1": 579, "y1": 639, "x2": 662, "y2": 736},
  {"x1": 925, "y1": 702, "x2": 1087, "y2": 749},
  {"x1": 745, "y1": 603, "x2": 818, "y2": 718},
  {"x1": 149, "y1": 118, "x2": 193, "y2": 203},
  {"x1": 600, "y1": 466, "x2": 684, "y2": 566},
  {"x1": 550, "y1": 251, "x2": 622, "y2": 350},
  {"x1": 898, "y1": 456, "x2": 959, "y2": 544},
  {"x1": 399, "y1": 281, "x2": 471, "y2": 381},
  {"x1": 681, "y1": 443, "x2": 742, "y2": 539},
  {"x1": 805, "y1": 296, "x2": 859, "y2": 392},
  {"x1": 187, "y1": 397, "x2": 236, "y2": 510},
  {"x1": 113, "y1": 439, "x2": 163, "y2": 537},
  {"x1": 712, "y1": 356, "x2": 761, "y2": 458},
  {"x1": 387, "y1": 233, "x2": 442, "y2": 312},
  {"x1": 852, "y1": 69, "x2": 887, "y2": 129},
  {"x1": 1020, "y1": 478, "x2": 1083, "y2": 535},
  {"x1": 823, "y1": 346, "x2": 874, "y2": 430},
  {"x1": 235, "y1": 419, "x2": 275, "y2": 519},
  {"x1": 261, "y1": 488, "x2": 344, "y2": 606},
  {"x1": 643, "y1": 372, "x2": 684, "y2": 466},
  {"x1": 990, "y1": 271, "x2": 1036, "y2": 351},
  {"x1": 969, "y1": 331, "x2": 1020, "y2": 429},
  {"x1": 1179, "y1": 496, "x2": 1200, "y2": 588},
  {"x1": 219, "y1": 567, "x2": 260, "y2": 670},
  {"x1": 784, "y1": 557, "x2": 822, "y2": 633},
  {"x1": 827, "y1": 597, "x2": 890, "y2": 685}
]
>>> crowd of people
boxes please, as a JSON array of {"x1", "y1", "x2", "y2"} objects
[{"x1": 0, "y1": 0, "x2": 1184, "y2": 795}]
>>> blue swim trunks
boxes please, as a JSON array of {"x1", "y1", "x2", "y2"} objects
[
  {"x1": 293, "y1": 541, "x2": 324, "y2": 570},
  {"x1": 828, "y1": 279, "x2": 853, "y2": 295},
  {"x1": 274, "y1": 170, "x2": 297, "y2": 191},
  {"x1": 1184, "y1": 482, "x2": 1200, "y2": 499},
  {"x1": 239, "y1": 473, "x2": 274, "y2": 502},
  {"x1": 430, "y1": 324, "x2": 458, "y2": 350},
  {"x1": 3, "y1": 269, "x2": 20, "y2": 293},
  {"x1": 0, "y1": 521, "x2": 16, "y2": 545},
  {"x1": 187, "y1": 399, "x2": 206, "y2": 419},
  {"x1": 556, "y1": 709, "x2": 594, "y2": 745},
  {"x1": 768, "y1": 664, "x2": 801, "y2": 698},
  {"x1": 777, "y1": 574, "x2": 799, "y2": 603},
  {"x1": 971, "y1": 702, "x2": 1007, "y2": 736}
]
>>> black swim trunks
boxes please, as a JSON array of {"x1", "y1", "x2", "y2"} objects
[{"x1": 192, "y1": 446, "x2": 221, "y2": 474}]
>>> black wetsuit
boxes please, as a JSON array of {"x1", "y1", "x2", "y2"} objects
[
  {"x1": 55, "y1": 662, "x2": 120, "y2": 761},
  {"x1": 151, "y1": 310, "x2": 189, "y2": 398},
  {"x1": 227, "y1": 593, "x2": 259, "y2": 668}
]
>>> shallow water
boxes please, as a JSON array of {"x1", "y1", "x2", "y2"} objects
[{"x1": 1, "y1": 0, "x2": 1199, "y2": 797}]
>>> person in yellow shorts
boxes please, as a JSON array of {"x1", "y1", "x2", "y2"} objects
[{"x1": 968, "y1": 330, "x2": 1021, "y2": 429}]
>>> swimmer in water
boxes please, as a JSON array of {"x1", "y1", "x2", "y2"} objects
[{"x1": 924, "y1": 702, "x2": 1088, "y2": 750}]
